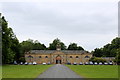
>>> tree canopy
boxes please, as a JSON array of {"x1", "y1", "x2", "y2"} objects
[
  {"x1": 92, "y1": 37, "x2": 120, "y2": 57},
  {"x1": 2, "y1": 16, "x2": 20, "y2": 64},
  {"x1": 68, "y1": 43, "x2": 84, "y2": 50},
  {"x1": 48, "y1": 38, "x2": 66, "y2": 50}
]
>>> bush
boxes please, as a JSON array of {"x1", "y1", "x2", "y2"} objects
[
  {"x1": 19, "y1": 57, "x2": 25, "y2": 62},
  {"x1": 89, "y1": 57, "x2": 106, "y2": 63}
]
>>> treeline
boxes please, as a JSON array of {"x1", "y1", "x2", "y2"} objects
[
  {"x1": 92, "y1": 37, "x2": 120, "y2": 57},
  {"x1": 20, "y1": 38, "x2": 84, "y2": 51},
  {"x1": 2, "y1": 16, "x2": 21, "y2": 64},
  {"x1": 92, "y1": 37, "x2": 120, "y2": 64},
  {"x1": 1, "y1": 16, "x2": 84, "y2": 64}
]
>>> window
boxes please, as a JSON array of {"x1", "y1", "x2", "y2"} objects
[
  {"x1": 70, "y1": 56, "x2": 72, "y2": 58},
  {"x1": 45, "y1": 56, "x2": 48, "y2": 58},
  {"x1": 39, "y1": 56, "x2": 41, "y2": 58},
  {"x1": 76, "y1": 56, "x2": 79, "y2": 58},
  {"x1": 85, "y1": 56, "x2": 90, "y2": 58},
  {"x1": 28, "y1": 55, "x2": 33, "y2": 58}
]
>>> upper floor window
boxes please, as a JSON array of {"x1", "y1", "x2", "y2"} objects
[
  {"x1": 28, "y1": 55, "x2": 33, "y2": 58},
  {"x1": 39, "y1": 56, "x2": 41, "y2": 58},
  {"x1": 85, "y1": 56, "x2": 90, "y2": 58},
  {"x1": 70, "y1": 56, "x2": 72, "y2": 58},
  {"x1": 45, "y1": 56, "x2": 48, "y2": 58},
  {"x1": 76, "y1": 56, "x2": 79, "y2": 58}
]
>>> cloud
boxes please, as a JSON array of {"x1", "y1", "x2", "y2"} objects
[{"x1": 1, "y1": 1, "x2": 118, "y2": 51}]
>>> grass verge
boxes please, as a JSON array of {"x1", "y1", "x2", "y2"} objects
[
  {"x1": 2, "y1": 65, "x2": 52, "y2": 78},
  {"x1": 66, "y1": 65, "x2": 118, "y2": 78}
]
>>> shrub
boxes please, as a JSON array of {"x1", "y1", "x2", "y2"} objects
[{"x1": 89, "y1": 57, "x2": 106, "y2": 63}]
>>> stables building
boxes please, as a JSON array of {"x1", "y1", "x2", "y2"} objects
[{"x1": 25, "y1": 44, "x2": 92, "y2": 64}]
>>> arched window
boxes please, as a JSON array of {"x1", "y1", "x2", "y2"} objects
[
  {"x1": 28, "y1": 55, "x2": 33, "y2": 58},
  {"x1": 70, "y1": 56, "x2": 72, "y2": 58},
  {"x1": 45, "y1": 56, "x2": 48, "y2": 58},
  {"x1": 76, "y1": 56, "x2": 79, "y2": 58},
  {"x1": 39, "y1": 56, "x2": 41, "y2": 58},
  {"x1": 85, "y1": 56, "x2": 90, "y2": 58}
]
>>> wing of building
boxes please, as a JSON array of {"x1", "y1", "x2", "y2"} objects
[{"x1": 25, "y1": 45, "x2": 92, "y2": 64}]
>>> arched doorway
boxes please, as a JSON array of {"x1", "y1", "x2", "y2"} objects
[{"x1": 56, "y1": 55, "x2": 62, "y2": 64}]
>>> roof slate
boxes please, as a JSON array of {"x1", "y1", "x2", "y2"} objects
[{"x1": 28, "y1": 50, "x2": 89, "y2": 54}]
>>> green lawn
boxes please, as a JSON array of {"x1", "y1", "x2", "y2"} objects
[
  {"x1": 2, "y1": 65, "x2": 52, "y2": 78},
  {"x1": 0, "y1": 66, "x2": 2, "y2": 79},
  {"x1": 66, "y1": 65, "x2": 118, "y2": 78}
]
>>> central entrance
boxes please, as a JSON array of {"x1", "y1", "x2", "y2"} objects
[{"x1": 56, "y1": 55, "x2": 62, "y2": 64}]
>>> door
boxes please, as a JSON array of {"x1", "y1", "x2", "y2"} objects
[{"x1": 56, "y1": 55, "x2": 62, "y2": 64}]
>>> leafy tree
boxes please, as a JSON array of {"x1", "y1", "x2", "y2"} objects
[
  {"x1": 77, "y1": 46, "x2": 84, "y2": 50},
  {"x1": 0, "y1": 16, "x2": 2, "y2": 62},
  {"x1": 19, "y1": 57, "x2": 25, "y2": 62},
  {"x1": 48, "y1": 38, "x2": 66, "y2": 50},
  {"x1": 92, "y1": 48, "x2": 103, "y2": 57},
  {"x1": 92, "y1": 37, "x2": 120, "y2": 57},
  {"x1": 2, "y1": 16, "x2": 20, "y2": 64},
  {"x1": 33, "y1": 40, "x2": 46, "y2": 50},
  {"x1": 113, "y1": 49, "x2": 120, "y2": 64},
  {"x1": 68, "y1": 43, "x2": 77, "y2": 50},
  {"x1": 20, "y1": 39, "x2": 34, "y2": 53},
  {"x1": 111, "y1": 37, "x2": 120, "y2": 48},
  {"x1": 20, "y1": 39, "x2": 47, "y2": 58},
  {"x1": 68, "y1": 43, "x2": 84, "y2": 50}
]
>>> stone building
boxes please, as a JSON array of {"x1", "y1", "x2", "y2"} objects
[{"x1": 25, "y1": 44, "x2": 92, "y2": 64}]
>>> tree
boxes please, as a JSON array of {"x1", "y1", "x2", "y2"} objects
[
  {"x1": 2, "y1": 16, "x2": 20, "y2": 64},
  {"x1": 68, "y1": 43, "x2": 84, "y2": 50},
  {"x1": 92, "y1": 48, "x2": 103, "y2": 57},
  {"x1": 92, "y1": 37, "x2": 120, "y2": 57},
  {"x1": 68, "y1": 43, "x2": 77, "y2": 50},
  {"x1": 77, "y1": 46, "x2": 84, "y2": 50},
  {"x1": 113, "y1": 49, "x2": 120, "y2": 65},
  {"x1": 111, "y1": 37, "x2": 120, "y2": 49},
  {"x1": 33, "y1": 40, "x2": 46, "y2": 50},
  {"x1": 48, "y1": 38, "x2": 66, "y2": 50},
  {"x1": 20, "y1": 39, "x2": 34, "y2": 53},
  {"x1": 20, "y1": 39, "x2": 47, "y2": 59}
]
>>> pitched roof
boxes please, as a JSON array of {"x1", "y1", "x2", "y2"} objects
[
  {"x1": 28, "y1": 50, "x2": 89, "y2": 54},
  {"x1": 29, "y1": 50, "x2": 55, "y2": 54}
]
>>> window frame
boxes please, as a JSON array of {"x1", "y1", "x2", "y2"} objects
[
  {"x1": 45, "y1": 56, "x2": 48, "y2": 58},
  {"x1": 70, "y1": 56, "x2": 72, "y2": 58},
  {"x1": 76, "y1": 56, "x2": 79, "y2": 58},
  {"x1": 39, "y1": 56, "x2": 42, "y2": 58},
  {"x1": 85, "y1": 56, "x2": 90, "y2": 58}
]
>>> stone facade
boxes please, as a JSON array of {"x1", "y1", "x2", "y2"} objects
[{"x1": 25, "y1": 49, "x2": 92, "y2": 64}]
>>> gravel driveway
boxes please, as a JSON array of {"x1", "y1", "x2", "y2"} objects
[{"x1": 37, "y1": 64, "x2": 82, "y2": 78}]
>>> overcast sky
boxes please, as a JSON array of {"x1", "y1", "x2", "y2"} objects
[{"x1": 0, "y1": 0, "x2": 119, "y2": 51}]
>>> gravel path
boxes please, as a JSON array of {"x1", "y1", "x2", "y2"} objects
[{"x1": 37, "y1": 64, "x2": 82, "y2": 78}]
